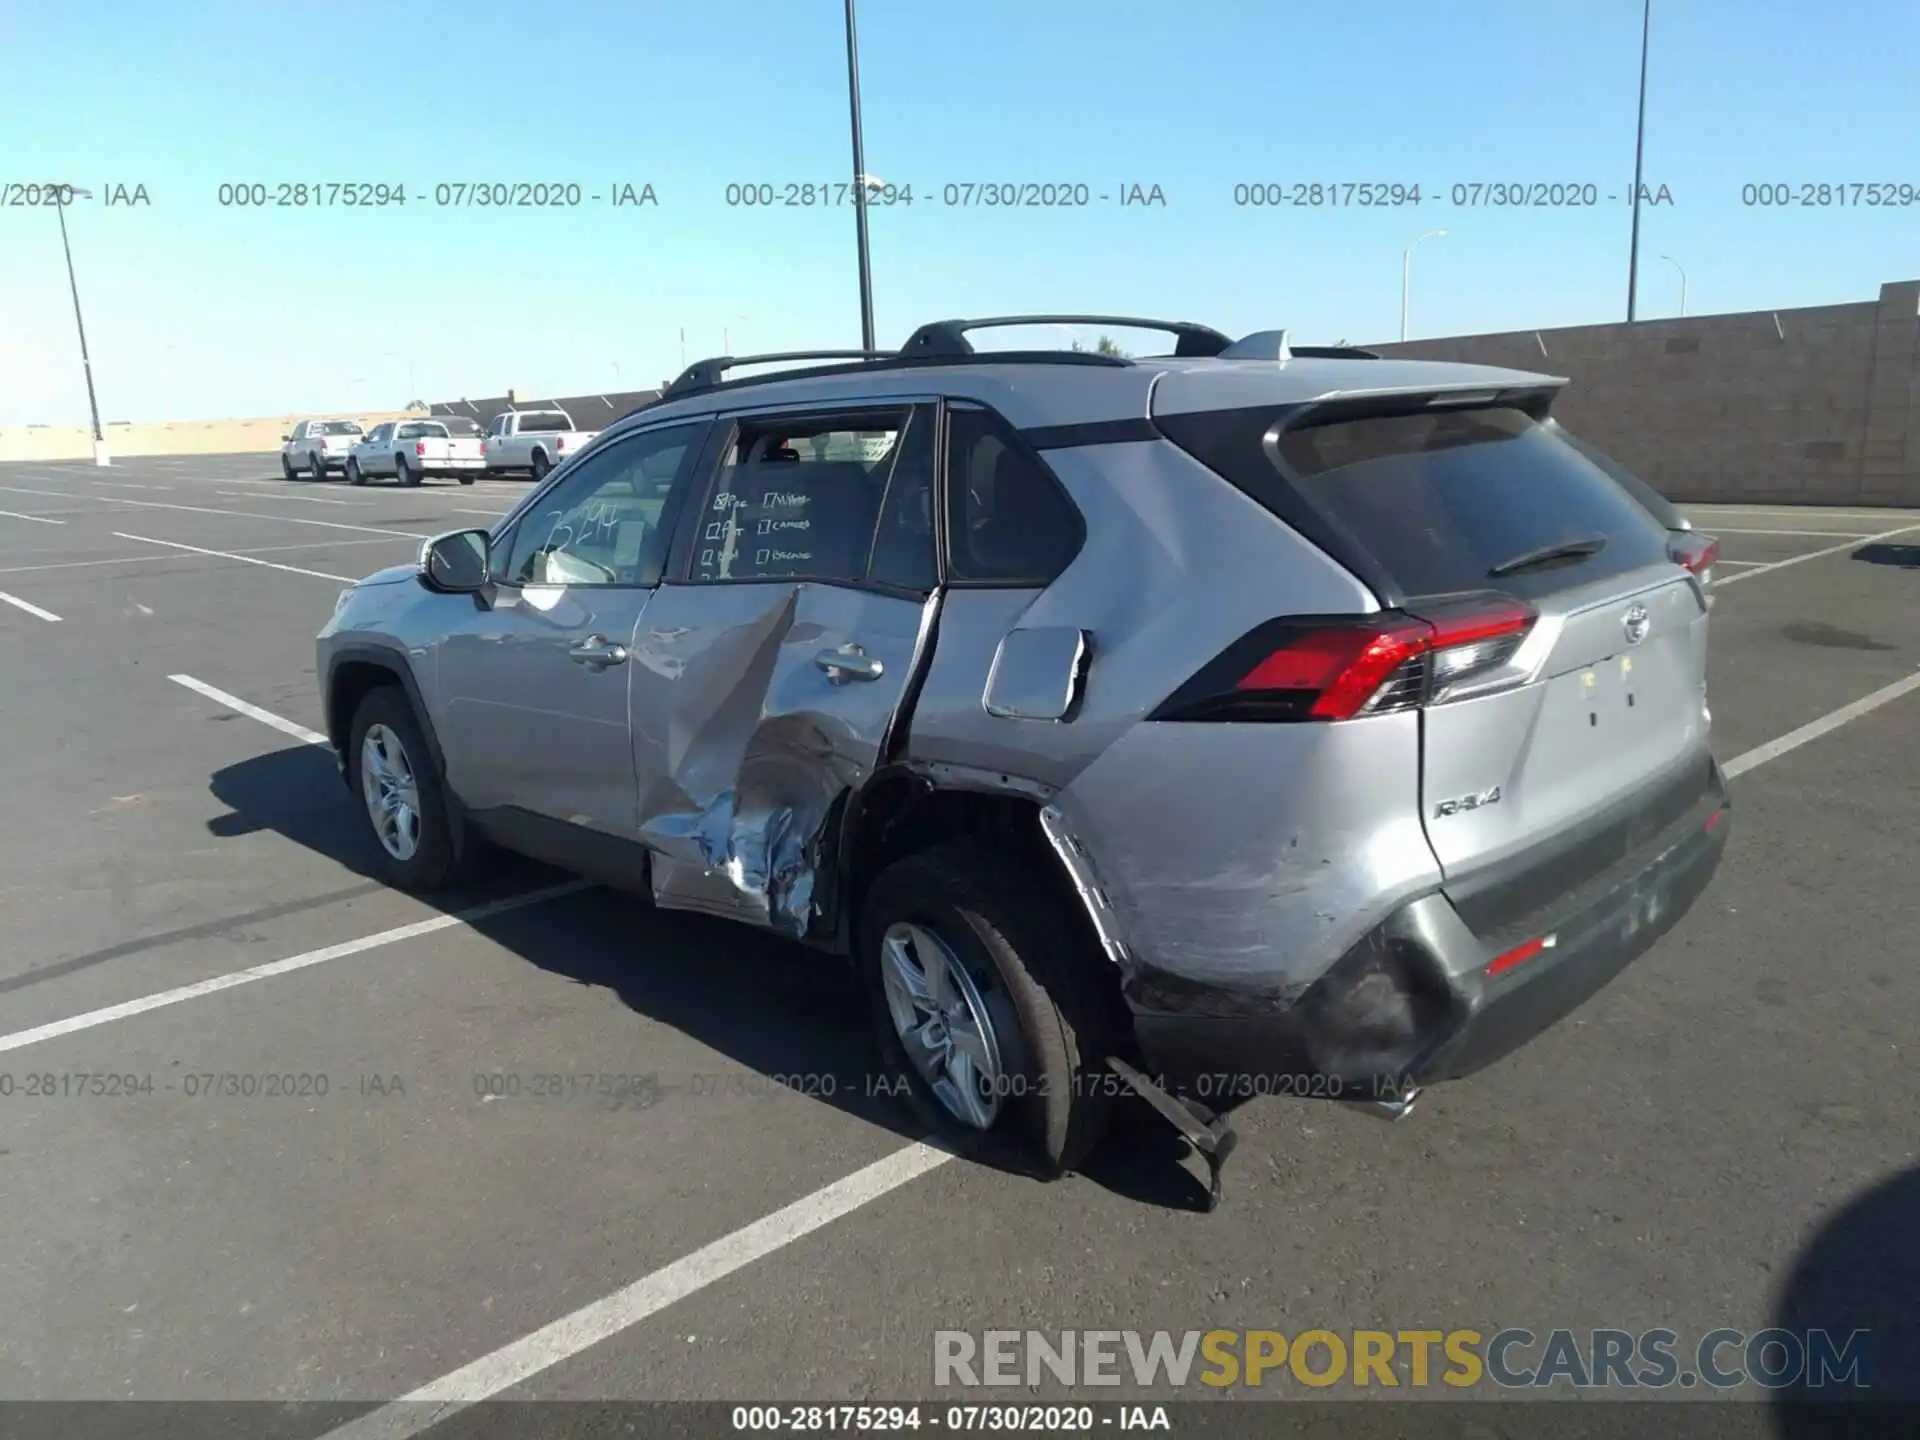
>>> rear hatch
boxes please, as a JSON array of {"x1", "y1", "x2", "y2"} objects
[{"x1": 1159, "y1": 386, "x2": 1717, "y2": 943}]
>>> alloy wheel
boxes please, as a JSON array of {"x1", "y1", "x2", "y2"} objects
[
  {"x1": 879, "y1": 922, "x2": 1007, "y2": 1130},
  {"x1": 360, "y1": 723, "x2": 422, "y2": 861}
]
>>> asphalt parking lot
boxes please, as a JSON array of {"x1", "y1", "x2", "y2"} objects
[{"x1": 0, "y1": 452, "x2": 1917, "y2": 1431}]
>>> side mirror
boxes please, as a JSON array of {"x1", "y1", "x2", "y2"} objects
[
  {"x1": 419, "y1": 528, "x2": 491, "y2": 593},
  {"x1": 281, "y1": 434, "x2": 291, "y2": 442}
]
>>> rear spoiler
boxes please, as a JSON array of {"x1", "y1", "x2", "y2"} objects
[{"x1": 1281, "y1": 379, "x2": 1570, "y2": 431}]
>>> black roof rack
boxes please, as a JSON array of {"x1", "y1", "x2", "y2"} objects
[
  {"x1": 1289, "y1": 345, "x2": 1381, "y2": 360},
  {"x1": 898, "y1": 315, "x2": 1234, "y2": 359},
  {"x1": 663, "y1": 349, "x2": 894, "y2": 400}
]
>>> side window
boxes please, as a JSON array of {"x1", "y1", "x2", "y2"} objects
[
  {"x1": 687, "y1": 409, "x2": 908, "y2": 585},
  {"x1": 498, "y1": 422, "x2": 705, "y2": 588},
  {"x1": 943, "y1": 404, "x2": 1083, "y2": 584},
  {"x1": 366, "y1": 424, "x2": 388, "y2": 444},
  {"x1": 863, "y1": 408, "x2": 937, "y2": 593}
]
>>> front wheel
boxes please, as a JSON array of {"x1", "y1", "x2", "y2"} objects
[
  {"x1": 348, "y1": 686, "x2": 469, "y2": 891},
  {"x1": 859, "y1": 842, "x2": 1117, "y2": 1175}
]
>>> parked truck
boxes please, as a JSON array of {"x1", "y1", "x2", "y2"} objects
[{"x1": 482, "y1": 408, "x2": 600, "y2": 479}]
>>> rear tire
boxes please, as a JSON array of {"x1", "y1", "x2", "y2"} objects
[
  {"x1": 396, "y1": 454, "x2": 419, "y2": 487},
  {"x1": 530, "y1": 450, "x2": 551, "y2": 481},
  {"x1": 307, "y1": 451, "x2": 324, "y2": 480},
  {"x1": 281, "y1": 454, "x2": 295, "y2": 480},
  {"x1": 859, "y1": 841, "x2": 1116, "y2": 1176},
  {"x1": 347, "y1": 686, "x2": 469, "y2": 892},
  {"x1": 346, "y1": 459, "x2": 365, "y2": 486},
  {"x1": 458, "y1": 473, "x2": 476, "y2": 486}
]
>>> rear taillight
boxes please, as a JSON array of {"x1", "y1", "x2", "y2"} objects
[
  {"x1": 555, "y1": 436, "x2": 568, "y2": 451},
  {"x1": 1669, "y1": 532, "x2": 1718, "y2": 584},
  {"x1": 415, "y1": 441, "x2": 428, "y2": 456},
  {"x1": 1154, "y1": 593, "x2": 1537, "y2": 723}
]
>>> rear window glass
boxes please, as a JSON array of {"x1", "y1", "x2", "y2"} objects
[
  {"x1": 1276, "y1": 406, "x2": 1671, "y2": 601},
  {"x1": 517, "y1": 412, "x2": 571, "y2": 432},
  {"x1": 319, "y1": 421, "x2": 363, "y2": 435}
]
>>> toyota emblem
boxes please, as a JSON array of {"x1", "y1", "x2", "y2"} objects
[{"x1": 1623, "y1": 603, "x2": 1651, "y2": 646}]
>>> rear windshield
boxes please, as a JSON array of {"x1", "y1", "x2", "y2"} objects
[
  {"x1": 318, "y1": 421, "x2": 363, "y2": 436},
  {"x1": 399, "y1": 422, "x2": 449, "y2": 439},
  {"x1": 438, "y1": 417, "x2": 481, "y2": 436},
  {"x1": 1548, "y1": 424, "x2": 1684, "y2": 531},
  {"x1": 517, "y1": 412, "x2": 571, "y2": 432},
  {"x1": 1275, "y1": 406, "x2": 1672, "y2": 601}
]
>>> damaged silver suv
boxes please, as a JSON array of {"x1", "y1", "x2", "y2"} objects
[{"x1": 318, "y1": 316, "x2": 1729, "y2": 1200}]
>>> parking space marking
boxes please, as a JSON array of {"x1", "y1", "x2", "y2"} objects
[
  {"x1": 1710, "y1": 559, "x2": 1768, "y2": 568},
  {"x1": 1687, "y1": 506, "x2": 1920, "y2": 522},
  {"x1": 0, "y1": 590, "x2": 62, "y2": 622},
  {"x1": 169, "y1": 672, "x2": 331, "y2": 745},
  {"x1": 114, "y1": 532, "x2": 357, "y2": 582},
  {"x1": 91, "y1": 481, "x2": 172, "y2": 491},
  {"x1": 319, "y1": 1143, "x2": 954, "y2": 1438},
  {"x1": 0, "y1": 880, "x2": 592, "y2": 1057},
  {"x1": 1723, "y1": 667, "x2": 1920, "y2": 779},
  {"x1": 0, "y1": 535, "x2": 405, "y2": 579},
  {"x1": 0, "y1": 508, "x2": 66, "y2": 525},
  {"x1": 1710, "y1": 522, "x2": 1920, "y2": 588},
  {"x1": 1702, "y1": 527, "x2": 1874, "y2": 538},
  {"x1": 217, "y1": 491, "x2": 373, "y2": 508},
  {"x1": 454, "y1": 508, "x2": 511, "y2": 518}
]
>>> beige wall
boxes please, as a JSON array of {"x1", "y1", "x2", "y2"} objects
[
  {"x1": 0, "y1": 411, "x2": 416, "y2": 463},
  {"x1": 1371, "y1": 279, "x2": 1920, "y2": 507}
]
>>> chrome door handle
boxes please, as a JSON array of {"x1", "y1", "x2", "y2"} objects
[
  {"x1": 568, "y1": 636, "x2": 629, "y2": 668},
  {"x1": 813, "y1": 645, "x2": 884, "y2": 683}
]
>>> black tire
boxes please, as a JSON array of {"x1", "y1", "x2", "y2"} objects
[
  {"x1": 530, "y1": 450, "x2": 550, "y2": 481},
  {"x1": 859, "y1": 841, "x2": 1117, "y2": 1176},
  {"x1": 281, "y1": 453, "x2": 295, "y2": 480},
  {"x1": 346, "y1": 459, "x2": 365, "y2": 486},
  {"x1": 396, "y1": 453, "x2": 419, "y2": 487},
  {"x1": 307, "y1": 451, "x2": 324, "y2": 480},
  {"x1": 346, "y1": 685, "x2": 469, "y2": 892},
  {"x1": 457, "y1": 472, "x2": 476, "y2": 486}
]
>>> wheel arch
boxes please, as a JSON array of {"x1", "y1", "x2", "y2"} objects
[{"x1": 324, "y1": 643, "x2": 448, "y2": 784}]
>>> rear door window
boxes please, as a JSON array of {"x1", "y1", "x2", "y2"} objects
[{"x1": 1275, "y1": 406, "x2": 1671, "y2": 602}]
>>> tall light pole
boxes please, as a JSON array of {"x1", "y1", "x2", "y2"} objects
[
  {"x1": 51, "y1": 183, "x2": 108, "y2": 465},
  {"x1": 1660, "y1": 254, "x2": 1687, "y2": 317},
  {"x1": 1626, "y1": 0, "x2": 1653, "y2": 321},
  {"x1": 1400, "y1": 229, "x2": 1447, "y2": 342},
  {"x1": 843, "y1": 0, "x2": 876, "y2": 351}
]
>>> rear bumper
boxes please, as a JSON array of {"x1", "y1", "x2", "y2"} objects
[{"x1": 1130, "y1": 768, "x2": 1730, "y2": 1105}]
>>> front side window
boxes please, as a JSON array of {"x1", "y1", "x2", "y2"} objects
[
  {"x1": 498, "y1": 422, "x2": 705, "y2": 588},
  {"x1": 687, "y1": 410, "x2": 909, "y2": 585},
  {"x1": 366, "y1": 424, "x2": 391, "y2": 444}
]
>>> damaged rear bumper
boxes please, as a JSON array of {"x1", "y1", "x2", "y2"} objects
[{"x1": 1128, "y1": 777, "x2": 1731, "y2": 1105}]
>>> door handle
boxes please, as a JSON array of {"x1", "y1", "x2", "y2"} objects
[
  {"x1": 814, "y1": 644, "x2": 884, "y2": 683},
  {"x1": 568, "y1": 636, "x2": 629, "y2": 668}
]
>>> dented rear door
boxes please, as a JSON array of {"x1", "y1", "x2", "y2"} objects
[{"x1": 626, "y1": 402, "x2": 940, "y2": 935}]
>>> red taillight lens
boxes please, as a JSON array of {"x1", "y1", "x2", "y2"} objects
[
  {"x1": 1156, "y1": 594, "x2": 1536, "y2": 723},
  {"x1": 555, "y1": 436, "x2": 568, "y2": 451},
  {"x1": 1669, "y1": 532, "x2": 1719, "y2": 578},
  {"x1": 415, "y1": 441, "x2": 428, "y2": 456}
]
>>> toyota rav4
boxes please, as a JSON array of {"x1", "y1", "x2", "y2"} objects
[{"x1": 317, "y1": 316, "x2": 1729, "y2": 1198}]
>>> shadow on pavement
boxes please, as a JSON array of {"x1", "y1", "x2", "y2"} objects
[
  {"x1": 1769, "y1": 1162, "x2": 1920, "y2": 1437},
  {"x1": 1852, "y1": 542, "x2": 1920, "y2": 569},
  {"x1": 203, "y1": 744, "x2": 1214, "y2": 1212}
]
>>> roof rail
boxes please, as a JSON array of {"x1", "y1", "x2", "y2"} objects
[
  {"x1": 1290, "y1": 345, "x2": 1381, "y2": 360},
  {"x1": 663, "y1": 349, "x2": 894, "y2": 400},
  {"x1": 898, "y1": 315, "x2": 1233, "y2": 360}
]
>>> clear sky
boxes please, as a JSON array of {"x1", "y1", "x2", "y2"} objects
[{"x1": 3, "y1": 0, "x2": 1916, "y2": 427}]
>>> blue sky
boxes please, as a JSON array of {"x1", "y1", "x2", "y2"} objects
[{"x1": 3, "y1": 0, "x2": 1917, "y2": 427}]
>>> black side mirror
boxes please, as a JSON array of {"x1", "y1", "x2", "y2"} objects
[
  {"x1": 420, "y1": 529, "x2": 491, "y2": 593},
  {"x1": 281, "y1": 434, "x2": 292, "y2": 442}
]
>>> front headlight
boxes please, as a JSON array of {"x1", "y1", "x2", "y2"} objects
[{"x1": 334, "y1": 587, "x2": 355, "y2": 616}]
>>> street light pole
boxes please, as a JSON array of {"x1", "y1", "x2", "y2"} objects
[
  {"x1": 1660, "y1": 255, "x2": 1687, "y2": 317},
  {"x1": 843, "y1": 0, "x2": 876, "y2": 351},
  {"x1": 1400, "y1": 229, "x2": 1448, "y2": 342},
  {"x1": 52, "y1": 183, "x2": 108, "y2": 464},
  {"x1": 1626, "y1": 0, "x2": 1653, "y2": 321}
]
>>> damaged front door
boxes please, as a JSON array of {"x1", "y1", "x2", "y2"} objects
[{"x1": 628, "y1": 402, "x2": 940, "y2": 935}]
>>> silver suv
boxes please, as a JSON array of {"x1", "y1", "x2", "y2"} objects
[{"x1": 318, "y1": 316, "x2": 1729, "y2": 1196}]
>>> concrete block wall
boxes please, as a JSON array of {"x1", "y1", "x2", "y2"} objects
[{"x1": 1370, "y1": 279, "x2": 1920, "y2": 507}]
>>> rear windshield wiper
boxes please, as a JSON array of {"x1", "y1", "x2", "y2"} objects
[{"x1": 1487, "y1": 534, "x2": 1608, "y2": 578}]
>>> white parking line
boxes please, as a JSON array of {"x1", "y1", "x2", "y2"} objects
[
  {"x1": 168, "y1": 672, "x2": 331, "y2": 744},
  {"x1": 1702, "y1": 527, "x2": 1873, "y2": 538},
  {"x1": 1709, "y1": 522, "x2": 1920, "y2": 588},
  {"x1": 0, "y1": 508, "x2": 66, "y2": 525},
  {"x1": 1722, "y1": 668, "x2": 1920, "y2": 779},
  {"x1": 0, "y1": 880, "x2": 592, "y2": 1057},
  {"x1": 0, "y1": 590, "x2": 62, "y2": 622},
  {"x1": 114, "y1": 532, "x2": 358, "y2": 582},
  {"x1": 218, "y1": 490, "x2": 371, "y2": 507},
  {"x1": 1710, "y1": 559, "x2": 1768, "y2": 568},
  {"x1": 320, "y1": 1144, "x2": 953, "y2": 1438},
  {"x1": 0, "y1": 484, "x2": 426, "y2": 538},
  {"x1": 1687, "y1": 506, "x2": 1920, "y2": 522},
  {"x1": 0, "y1": 535, "x2": 407, "y2": 578},
  {"x1": 91, "y1": 480, "x2": 172, "y2": 491},
  {"x1": 454, "y1": 508, "x2": 510, "y2": 518}
]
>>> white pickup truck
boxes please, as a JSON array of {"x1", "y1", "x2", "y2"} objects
[
  {"x1": 282, "y1": 419, "x2": 366, "y2": 479},
  {"x1": 345, "y1": 419, "x2": 487, "y2": 487},
  {"x1": 482, "y1": 408, "x2": 599, "y2": 479}
]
